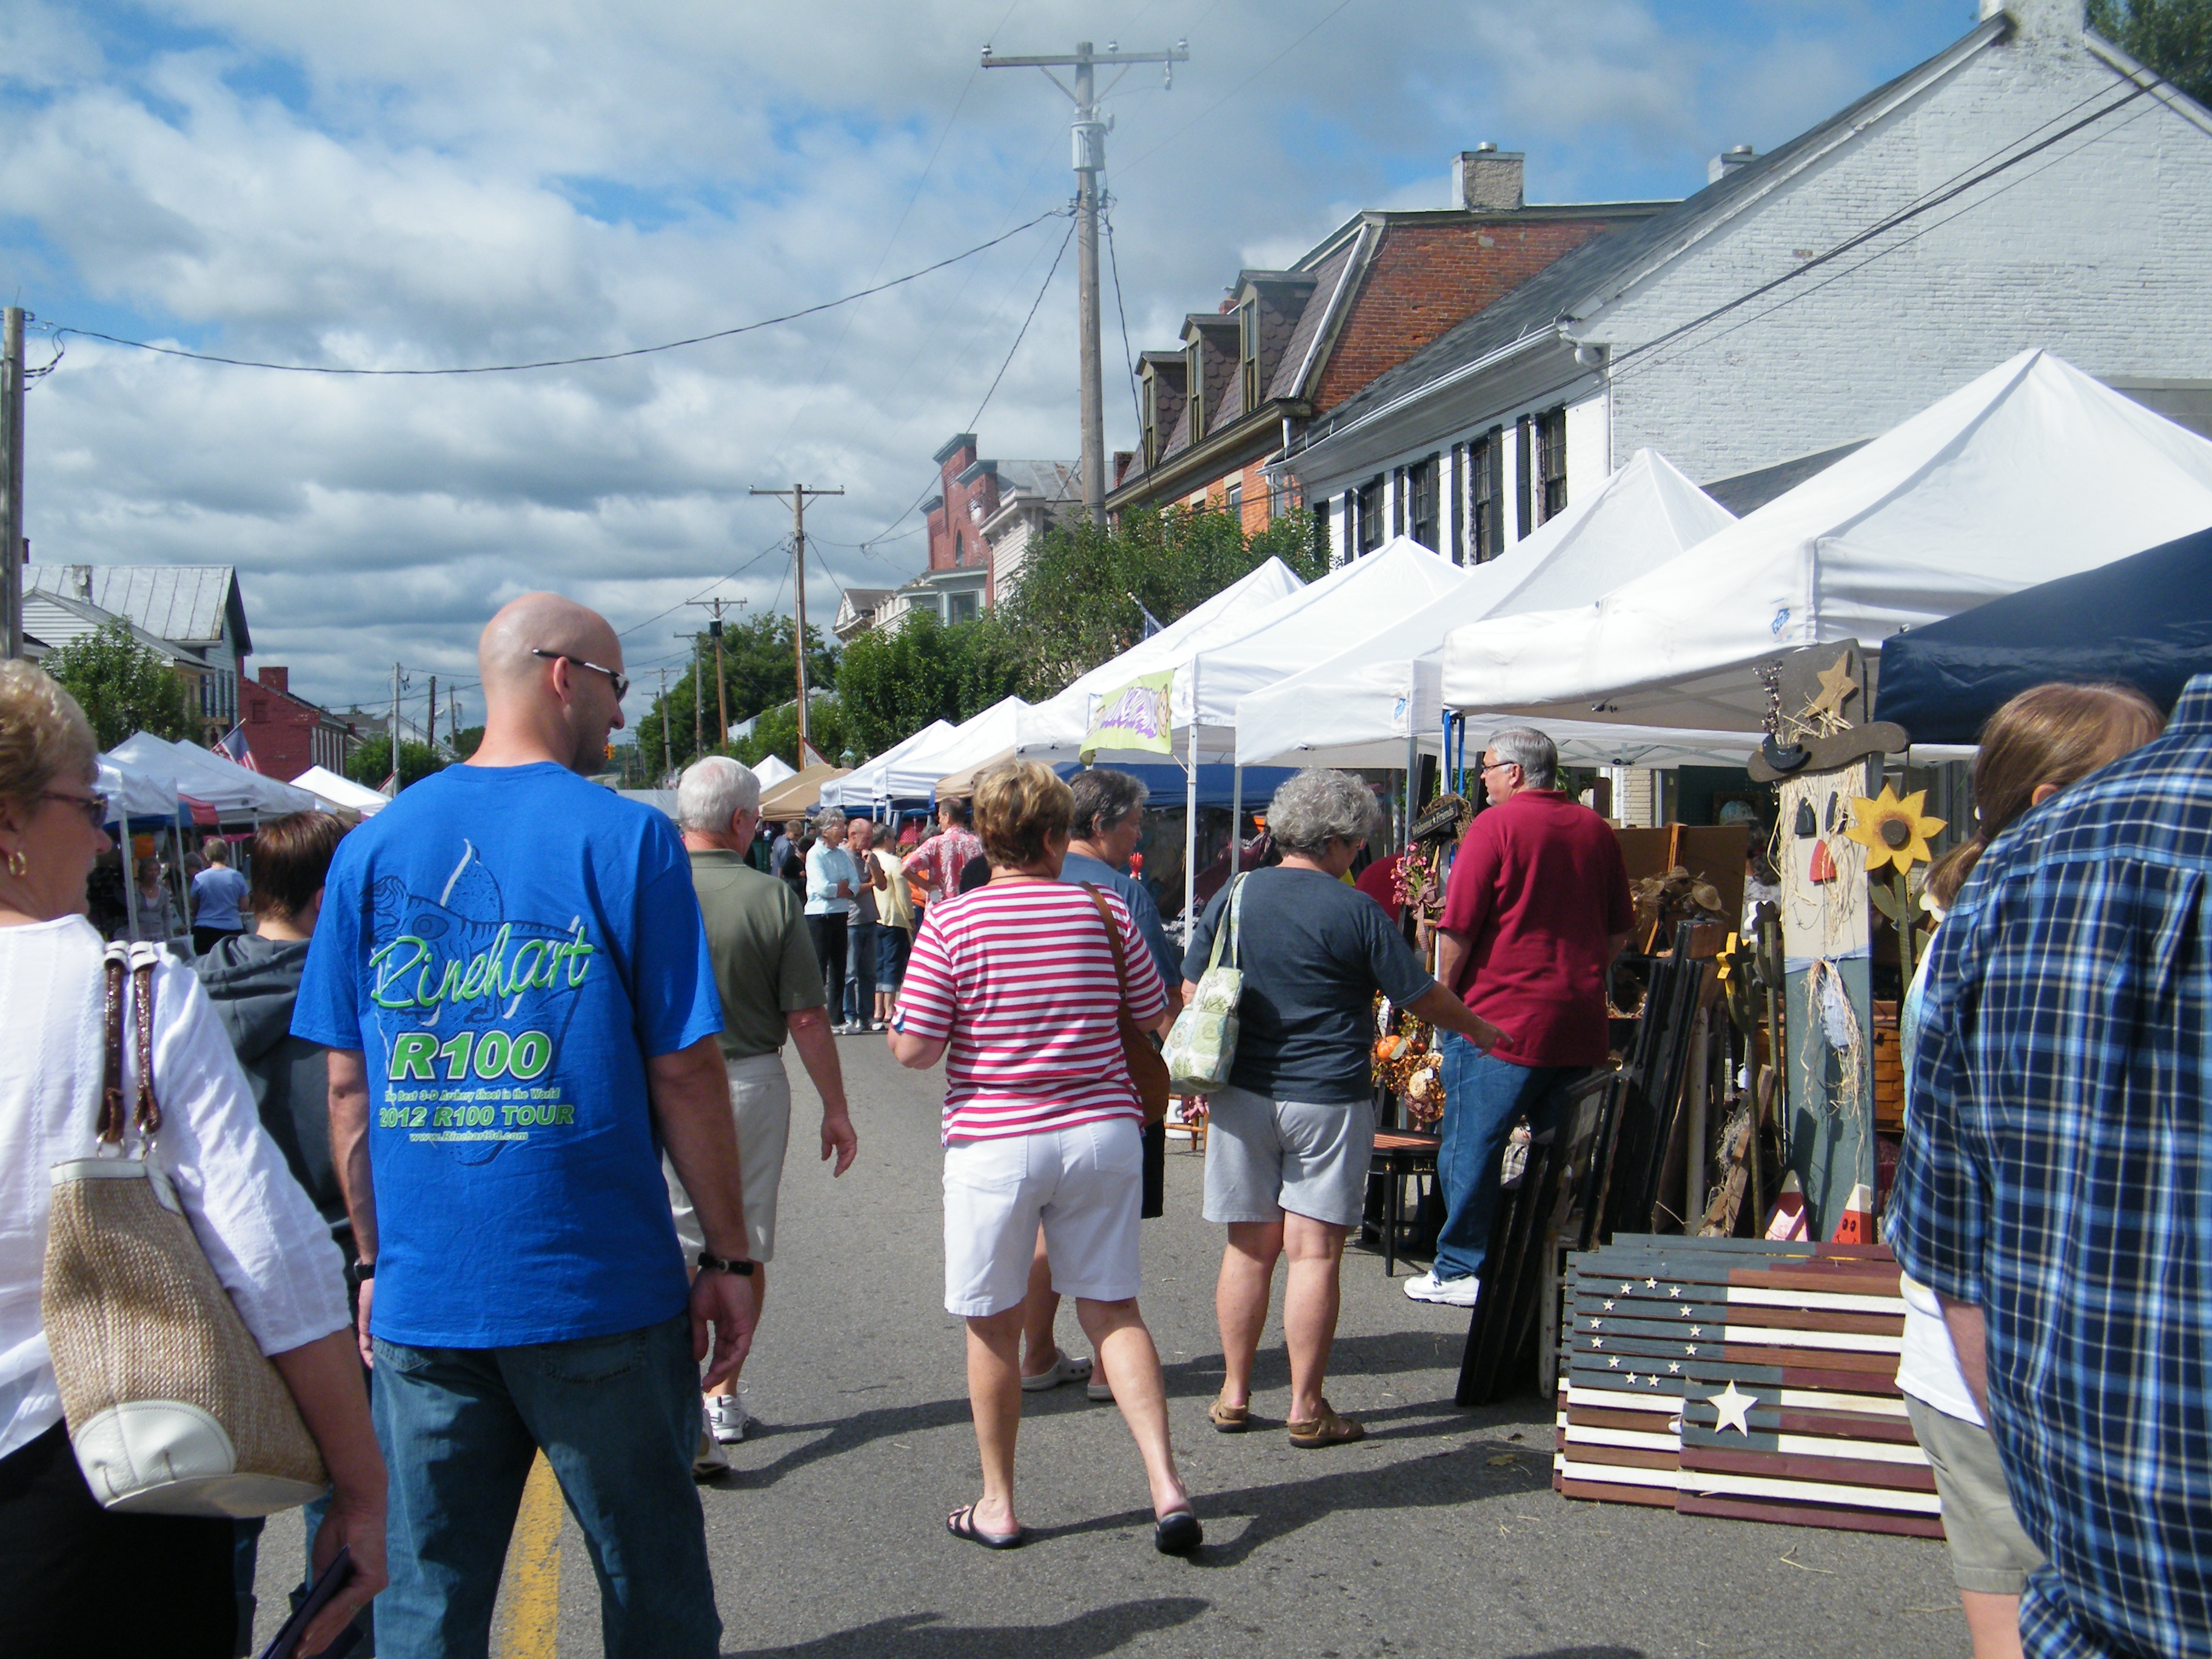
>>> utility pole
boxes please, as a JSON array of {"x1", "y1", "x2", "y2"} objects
[
  {"x1": 388, "y1": 662, "x2": 402, "y2": 796},
  {"x1": 686, "y1": 598, "x2": 736, "y2": 753},
  {"x1": 659, "y1": 667, "x2": 673, "y2": 782},
  {"x1": 749, "y1": 484, "x2": 845, "y2": 758},
  {"x1": 983, "y1": 39, "x2": 1185, "y2": 525},
  {"x1": 1, "y1": 307, "x2": 24, "y2": 660},
  {"x1": 682, "y1": 632, "x2": 702, "y2": 764},
  {"x1": 427, "y1": 675, "x2": 437, "y2": 759}
]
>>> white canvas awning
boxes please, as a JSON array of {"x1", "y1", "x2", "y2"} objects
[
  {"x1": 819, "y1": 720, "x2": 956, "y2": 809},
  {"x1": 1441, "y1": 350, "x2": 2212, "y2": 731},
  {"x1": 749, "y1": 754, "x2": 797, "y2": 790},
  {"x1": 97, "y1": 750, "x2": 181, "y2": 821},
  {"x1": 1237, "y1": 451, "x2": 1735, "y2": 767},
  {"x1": 109, "y1": 732, "x2": 326, "y2": 817},
  {"x1": 292, "y1": 765, "x2": 390, "y2": 815}
]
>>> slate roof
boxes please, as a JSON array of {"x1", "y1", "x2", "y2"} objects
[
  {"x1": 988, "y1": 460, "x2": 1081, "y2": 501},
  {"x1": 1302, "y1": 17, "x2": 2008, "y2": 449},
  {"x1": 24, "y1": 564, "x2": 252, "y2": 654},
  {"x1": 1267, "y1": 240, "x2": 1361, "y2": 403}
]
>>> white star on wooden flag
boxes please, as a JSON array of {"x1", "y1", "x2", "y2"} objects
[
  {"x1": 1708, "y1": 1381, "x2": 1755, "y2": 1435},
  {"x1": 1678, "y1": 1305, "x2": 1692, "y2": 1316},
  {"x1": 1669, "y1": 1285, "x2": 1683, "y2": 1298},
  {"x1": 1607, "y1": 1356, "x2": 1620, "y2": 1368},
  {"x1": 1625, "y1": 1372, "x2": 1639, "y2": 1386},
  {"x1": 1590, "y1": 1336, "x2": 1604, "y2": 1348},
  {"x1": 1603, "y1": 1299, "x2": 1615, "y2": 1311},
  {"x1": 1620, "y1": 1282, "x2": 1634, "y2": 1294},
  {"x1": 1645, "y1": 1278, "x2": 1658, "y2": 1289},
  {"x1": 1689, "y1": 1326, "x2": 1703, "y2": 1338},
  {"x1": 1588, "y1": 1318, "x2": 1603, "y2": 1329}
]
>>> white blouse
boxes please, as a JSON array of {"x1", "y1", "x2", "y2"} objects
[{"x1": 0, "y1": 916, "x2": 349, "y2": 1461}]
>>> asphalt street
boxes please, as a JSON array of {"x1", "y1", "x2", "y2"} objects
[{"x1": 254, "y1": 1029, "x2": 1966, "y2": 1659}]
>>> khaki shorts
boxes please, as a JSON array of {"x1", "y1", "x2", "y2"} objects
[
  {"x1": 1202, "y1": 1084, "x2": 1378, "y2": 1228},
  {"x1": 1906, "y1": 1394, "x2": 2048, "y2": 1595},
  {"x1": 666, "y1": 1051, "x2": 793, "y2": 1265}
]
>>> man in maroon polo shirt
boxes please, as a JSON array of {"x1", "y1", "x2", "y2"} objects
[{"x1": 1404, "y1": 728, "x2": 1632, "y2": 1307}]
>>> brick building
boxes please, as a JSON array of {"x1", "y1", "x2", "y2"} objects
[
  {"x1": 876, "y1": 435, "x2": 1079, "y2": 631},
  {"x1": 1292, "y1": 0, "x2": 2212, "y2": 560},
  {"x1": 239, "y1": 666, "x2": 358, "y2": 782},
  {"x1": 1106, "y1": 149, "x2": 1667, "y2": 552}
]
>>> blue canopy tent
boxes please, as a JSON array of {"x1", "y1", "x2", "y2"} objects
[{"x1": 1875, "y1": 524, "x2": 2212, "y2": 745}]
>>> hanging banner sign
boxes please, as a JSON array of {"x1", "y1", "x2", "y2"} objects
[{"x1": 1081, "y1": 671, "x2": 1175, "y2": 763}]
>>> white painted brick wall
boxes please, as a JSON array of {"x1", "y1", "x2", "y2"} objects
[{"x1": 1598, "y1": 27, "x2": 2212, "y2": 484}]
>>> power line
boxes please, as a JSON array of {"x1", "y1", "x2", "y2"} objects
[
  {"x1": 616, "y1": 539, "x2": 790, "y2": 638},
  {"x1": 1102, "y1": 196, "x2": 1145, "y2": 437},
  {"x1": 1116, "y1": 0, "x2": 1353, "y2": 178},
  {"x1": 50, "y1": 208, "x2": 1069, "y2": 378},
  {"x1": 853, "y1": 212, "x2": 1080, "y2": 551}
]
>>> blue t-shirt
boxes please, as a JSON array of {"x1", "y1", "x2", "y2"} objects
[
  {"x1": 292, "y1": 763, "x2": 722, "y2": 1348},
  {"x1": 192, "y1": 865, "x2": 250, "y2": 931}
]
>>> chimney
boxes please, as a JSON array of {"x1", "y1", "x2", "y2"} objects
[
  {"x1": 260, "y1": 666, "x2": 289, "y2": 695},
  {"x1": 1708, "y1": 144, "x2": 1757, "y2": 184},
  {"x1": 1453, "y1": 144, "x2": 1524, "y2": 212},
  {"x1": 1982, "y1": 0, "x2": 2085, "y2": 38},
  {"x1": 69, "y1": 563, "x2": 92, "y2": 600}
]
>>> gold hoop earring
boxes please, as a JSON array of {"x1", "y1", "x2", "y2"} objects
[{"x1": 5, "y1": 848, "x2": 26, "y2": 878}]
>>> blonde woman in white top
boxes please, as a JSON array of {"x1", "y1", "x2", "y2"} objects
[{"x1": 0, "y1": 660, "x2": 387, "y2": 1659}]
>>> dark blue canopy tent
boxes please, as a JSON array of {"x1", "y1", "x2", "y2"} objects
[{"x1": 1875, "y1": 524, "x2": 2212, "y2": 745}]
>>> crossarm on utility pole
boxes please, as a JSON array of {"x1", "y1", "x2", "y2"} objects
[{"x1": 748, "y1": 484, "x2": 844, "y2": 760}]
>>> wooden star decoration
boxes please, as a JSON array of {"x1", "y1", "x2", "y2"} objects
[
  {"x1": 1708, "y1": 1381, "x2": 1755, "y2": 1435},
  {"x1": 1802, "y1": 651, "x2": 1858, "y2": 732}
]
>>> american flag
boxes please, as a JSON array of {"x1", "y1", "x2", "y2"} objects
[
  {"x1": 1553, "y1": 1236, "x2": 1938, "y2": 1540},
  {"x1": 215, "y1": 725, "x2": 261, "y2": 773}
]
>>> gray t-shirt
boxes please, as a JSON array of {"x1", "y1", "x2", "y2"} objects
[{"x1": 1182, "y1": 865, "x2": 1436, "y2": 1104}]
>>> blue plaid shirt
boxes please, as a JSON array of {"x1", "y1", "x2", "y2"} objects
[{"x1": 1889, "y1": 674, "x2": 2212, "y2": 1659}]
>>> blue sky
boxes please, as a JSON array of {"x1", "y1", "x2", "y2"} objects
[{"x1": 0, "y1": 0, "x2": 1979, "y2": 711}]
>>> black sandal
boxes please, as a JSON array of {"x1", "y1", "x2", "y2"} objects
[{"x1": 947, "y1": 1503, "x2": 1025, "y2": 1550}]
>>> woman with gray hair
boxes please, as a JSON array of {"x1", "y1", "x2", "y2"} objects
[
  {"x1": 0, "y1": 662, "x2": 386, "y2": 1657},
  {"x1": 1181, "y1": 768, "x2": 1504, "y2": 1447},
  {"x1": 803, "y1": 808, "x2": 863, "y2": 1034}
]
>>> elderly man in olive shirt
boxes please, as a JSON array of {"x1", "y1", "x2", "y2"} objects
[{"x1": 667, "y1": 757, "x2": 860, "y2": 1450}]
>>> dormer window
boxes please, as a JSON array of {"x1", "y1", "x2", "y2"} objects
[
  {"x1": 1187, "y1": 340, "x2": 1206, "y2": 443},
  {"x1": 1239, "y1": 299, "x2": 1260, "y2": 415}
]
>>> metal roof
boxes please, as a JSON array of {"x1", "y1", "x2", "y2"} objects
[
  {"x1": 1300, "y1": 18, "x2": 2008, "y2": 451},
  {"x1": 24, "y1": 564, "x2": 251, "y2": 653},
  {"x1": 21, "y1": 588, "x2": 211, "y2": 666}
]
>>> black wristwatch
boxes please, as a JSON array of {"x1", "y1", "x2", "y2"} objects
[
  {"x1": 696, "y1": 1250, "x2": 756, "y2": 1278},
  {"x1": 349, "y1": 1259, "x2": 376, "y2": 1287}
]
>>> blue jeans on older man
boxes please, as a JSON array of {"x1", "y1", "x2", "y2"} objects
[
  {"x1": 370, "y1": 1313, "x2": 718, "y2": 1659},
  {"x1": 1432, "y1": 1033, "x2": 1586, "y2": 1285}
]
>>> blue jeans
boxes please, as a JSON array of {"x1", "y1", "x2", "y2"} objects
[
  {"x1": 1433, "y1": 1034, "x2": 1584, "y2": 1284},
  {"x1": 845, "y1": 919, "x2": 877, "y2": 1020},
  {"x1": 370, "y1": 1314, "x2": 717, "y2": 1659}
]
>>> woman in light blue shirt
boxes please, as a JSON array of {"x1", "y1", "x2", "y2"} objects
[{"x1": 804, "y1": 812, "x2": 862, "y2": 1034}]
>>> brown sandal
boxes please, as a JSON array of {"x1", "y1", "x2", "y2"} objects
[
  {"x1": 1285, "y1": 1399, "x2": 1365, "y2": 1448},
  {"x1": 1207, "y1": 1395, "x2": 1250, "y2": 1433}
]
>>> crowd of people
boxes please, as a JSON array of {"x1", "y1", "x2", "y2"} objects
[{"x1": 0, "y1": 585, "x2": 2200, "y2": 1659}]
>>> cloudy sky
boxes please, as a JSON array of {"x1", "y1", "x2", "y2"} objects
[{"x1": 1, "y1": 0, "x2": 1973, "y2": 719}]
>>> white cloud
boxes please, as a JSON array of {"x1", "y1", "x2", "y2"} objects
[{"x1": 3, "y1": 0, "x2": 1965, "y2": 711}]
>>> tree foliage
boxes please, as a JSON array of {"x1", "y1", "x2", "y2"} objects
[
  {"x1": 833, "y1": 611, "x2": 1026, "y2": 759},
  {"x1": 634, "y1": 618, "x2": 837, "y2": 779},
  {"x1": 39, "y1": 618, "x2": 198, "y2": 750},
  {"x1": 996, "y1": 504, "x2": 1326, "y2": 699},
  {"x1": 343, "y1": 736, "x2": 448, "y2": 791},
  {"x1": 731, "y1": 696, "x2": 859, "y2": 773},
  {"x1": 2090, "y1": 0, "x2": 2212, "y2": 106}
]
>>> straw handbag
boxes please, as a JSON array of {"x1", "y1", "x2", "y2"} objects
[
  {"x1": 1162, "y1": 874, "x2": 1245, "y2": 1094},
  {"x1": 41, "y1": 941, "x2": 329, "y2": 1517}
]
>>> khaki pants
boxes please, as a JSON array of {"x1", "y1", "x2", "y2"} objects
[{"x1": 665, "y1": 1051, "x2": 792, "y2": 1264}]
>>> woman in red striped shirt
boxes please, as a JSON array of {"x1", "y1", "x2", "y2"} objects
[{"x1": 891, "y1": 760, "x2": 1200, "y2": 1555}]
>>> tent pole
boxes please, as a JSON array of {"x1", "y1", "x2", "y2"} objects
[
  {"x1": 170, "y1": 820, "x2": 195, "y2": 958},
  {"x1": 1404, "y1": 720, "x2": 1419, "y2": 852},
  {"x1": 119, "y1": 822, "x2": 140, "y2": 942}
]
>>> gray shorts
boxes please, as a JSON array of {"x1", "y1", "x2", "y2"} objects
[
  {"x1": 1202, "y1": 1084, "x2": 1378, "y2": 1228},
  {"x1": 1906, "y1": 1394, "x2": 2048, "y2": 1595},
  {"x1": 665, "y1": 1052, "x2": 793, "y2": 1265}
]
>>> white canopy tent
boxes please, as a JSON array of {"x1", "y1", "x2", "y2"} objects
[
  {"x1": 1442, "y1": 350, "x2": 2212, "y2": 732},
  {"x1": 750, "y1": 754, "x2": 797, "y2": 791},
  {"x1": 109, "y1": 732, "x2": 326, "y2": 818},
  {"x1": 97, "y1": 748, "x2": 181, "y2": 822},
  {"x1": 886, "y1": 699, "x2": 1035, "y2": 800},
  {"x1": 1237, "y1": 451, "x2": 1737, "y2": 769},
  {"x1": 293, "y1": 765, "x2": 391, "y2": 816},
  {"x1": 819, "y1": 720, "x2": 956, "y2": 811}
]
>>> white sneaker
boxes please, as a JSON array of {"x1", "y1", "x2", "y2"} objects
[
  {"x1": 692, "y1": 1416, "x2": 730, "y2": 1479},
  {"x1": 1403, "y1": 1270, "x2": 1481, "y2": 1307},
  {"x1": 706, "y1": 1393, "x2": 753, "y2": 1444}
]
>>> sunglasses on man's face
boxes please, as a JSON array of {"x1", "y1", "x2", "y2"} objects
[{"x1": 531, "y1": 649, "x2": 630, "y2": 701}]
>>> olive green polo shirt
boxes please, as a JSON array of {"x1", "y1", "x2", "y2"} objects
[{"x1": 689, "y1": 849, "x2": 824, "y2": 1059}]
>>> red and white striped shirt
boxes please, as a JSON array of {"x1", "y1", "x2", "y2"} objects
[{"x1": 895, "y1": 879, "x2": 1170, "y2": 1142}]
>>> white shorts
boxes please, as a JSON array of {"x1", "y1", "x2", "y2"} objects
[
  {"x1": 942, "y1": 1117, "x2": 1144, "y2": 1318},
  {"x1": 666, "y1": 1051, "x2": 793, "y2": 1265}
]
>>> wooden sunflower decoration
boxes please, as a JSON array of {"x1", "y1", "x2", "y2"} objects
[{"x1": 1846, "y1": 785, "x2": 1946, "y2": 874}]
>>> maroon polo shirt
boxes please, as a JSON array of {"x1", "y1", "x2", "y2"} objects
[{"x1": 1439, "y1": 789, "x2": 1632, "y2": 1068}]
